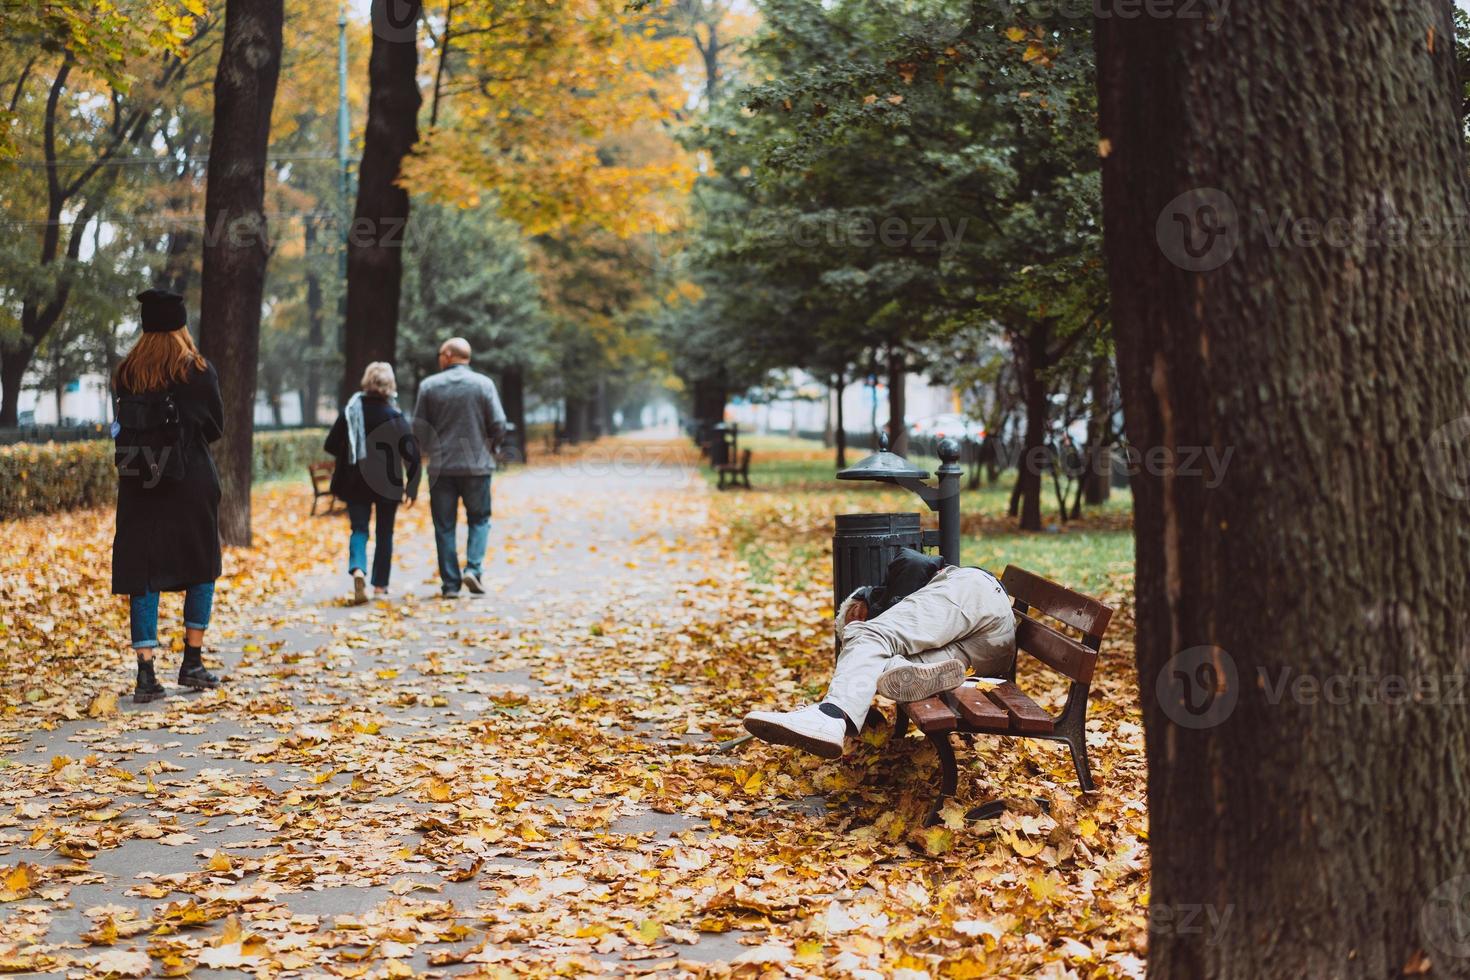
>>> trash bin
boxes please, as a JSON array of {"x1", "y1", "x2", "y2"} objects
[{"x1": 831, "y1": 512, "x2": 924, "y2": 611}]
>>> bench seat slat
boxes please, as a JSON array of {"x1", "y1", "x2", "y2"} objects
[
  {"x1": 1015, "y1": 612, "x2": 1097, "y2": 684},
  {"x1": 906, "y1": 696, "x2": 959, "y2": 733},
  {"x1": 984, "y1": 681, "x2": 1054, "y2": 734},
  {"x1": 952, "y1": 686, "x2": 1011, "y2": 731}
]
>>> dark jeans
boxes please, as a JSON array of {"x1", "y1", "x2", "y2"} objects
[
  {"x1": 429, "y1": 474, "x2": 491, "y2": 593},
  {"x1": 347, "y1": 500, "x2": 399, "y2": 588}
]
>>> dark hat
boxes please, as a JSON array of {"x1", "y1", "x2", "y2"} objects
[
  {"x1": 137, "y1": 289, "x2": 187, "y2": 333},
  {"x1": 861, "y1": 548, "x2": 946, "y2": 618}
]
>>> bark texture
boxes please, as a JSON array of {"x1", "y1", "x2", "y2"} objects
[
  {"x1": 198, "y1": 0, "x2": 284, "y2": 547},
  {"x1": 342, "y1": 0, "x2": 422, "y2": 404},
  {"x1": 1096, "y1": 2, "x2": 1470, "y2": 977}
]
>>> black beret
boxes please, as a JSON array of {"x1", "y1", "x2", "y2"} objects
[{"x1": 137, "y1": 288, "x2": 187, "y2": 333}]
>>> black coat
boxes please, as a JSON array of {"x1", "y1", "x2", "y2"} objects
[
  {"x1": 111, "y1": 362, "x2": 224, "y2": 595},
  {"x1": 324, "y1": 396, "x2": 421, "y2": 505}
]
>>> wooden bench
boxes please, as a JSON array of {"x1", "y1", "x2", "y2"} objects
[
  {"x1": 896, "y1": 565, "x2": 1114, "y2": 823},
  {"x1": 308, "y1": 460, "x2": 339, "y2": 515},
  {"x1": 717, "y1": 448, "x2": 753, "y2": 490}
]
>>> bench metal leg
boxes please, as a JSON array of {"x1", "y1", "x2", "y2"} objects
[
  {"x1": 1053, "y1": 681, "x2": 1095, "y2": 792},
  {"x1": 925, "y1": 731, "x2": 958, "y2": 826}
]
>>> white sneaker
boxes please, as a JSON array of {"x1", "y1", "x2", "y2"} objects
[
  {"x1": 876, "y1": 658, "x2": 967, "y2": 703},
  {"x1": 743, "y1": 704, "x2": 847, "y2": 759}
]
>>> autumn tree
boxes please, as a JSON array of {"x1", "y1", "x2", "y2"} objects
[
  {"x1": 0, "y1": 3, "x2": 206, "y2": 425},
  {"x1": 1096, "y1": 1, "x2": 1470, "y2": 976},
  {"x1": 198, "y1": 0, "x2": 284, "y2": 546}
]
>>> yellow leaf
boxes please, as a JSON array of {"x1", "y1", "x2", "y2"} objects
[
  {"x1": 1005, "y1": 26, "x2": 1026, "y2": 41},
  {"x1": 206, "y1": 851, "x2": 233, "y2": 873}
]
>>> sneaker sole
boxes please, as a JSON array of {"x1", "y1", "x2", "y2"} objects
[
  {"x1": 132, "y1": 690, "x2": 164, "y2": 704},
  {"x1": 876, "y1": 659, "x2": 967, "y2": 703},
  {"x1": 178, "y1": 678, "x2": 220, "y2": 690},
  {"x1": 742, "y1": 717, "x2": 844, "y2": 759},
  {"x1": 464, "y1": 576, "x2": 484, "y2": 595}
]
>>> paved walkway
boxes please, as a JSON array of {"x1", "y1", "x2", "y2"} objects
[{"x1": 1, "y1": 435, "x2": 777, "y2": 975}]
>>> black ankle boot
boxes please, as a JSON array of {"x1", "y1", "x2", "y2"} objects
[
  {"x1": 178, "y1": 645, "x2": 220, "y2": 690},
  {"x1": 133, "y1": 657, "x2": 165, "y2": 703}
]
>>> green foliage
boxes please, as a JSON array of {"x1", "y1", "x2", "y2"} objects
[
  {"x1": 399, "y1": 199, "x2": 550, "y2": 397},
  {"x1": 0, "y1": 440, "x2": 115, "y2": 520},
  {"x1": 0, "y1": 429, "x2": 327, "y2": 520},
  {"x1": 672, "y1": 0, "x2": 1108, "y2": 440},
  {"x1": 251, "y1": 429, "x2": 330, "y2": 483}
]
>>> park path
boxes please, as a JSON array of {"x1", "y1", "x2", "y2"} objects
[{"x1": 2, "y1": 433, "x2": 781, "y2": 976}]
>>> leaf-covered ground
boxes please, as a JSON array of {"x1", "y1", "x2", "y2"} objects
[{"x1": 0, "y1": 435, "x2": 1149, "y2": 978}]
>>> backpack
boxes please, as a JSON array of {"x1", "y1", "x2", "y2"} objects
[{"x1": 113, "y1": 390, "x2": 187, "y2": 488}]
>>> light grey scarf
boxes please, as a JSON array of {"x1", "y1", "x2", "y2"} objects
[{"x1": 344, "y1": 392, "x2": 367, "y2": 464}]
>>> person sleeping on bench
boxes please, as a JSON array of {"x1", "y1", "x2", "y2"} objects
[{"x1": 743, "y1": 548, "x2": 1017, "y2": 759}]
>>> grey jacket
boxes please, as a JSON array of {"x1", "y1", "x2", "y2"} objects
[{"x1": 413, "y1": 364, "x2": 507, "y2": 476}]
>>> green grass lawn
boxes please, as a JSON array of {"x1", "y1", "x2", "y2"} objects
[{"x1": 704, "y1": 434, "x2": 1135, "y2": 597}]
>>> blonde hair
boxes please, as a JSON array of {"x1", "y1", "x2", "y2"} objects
[
  {"x1": 361, "y1": 361, "x2": 397, "y2": 398},
  {"x1": 113, "y1": 328, "x2": 207, "y2": 394}
]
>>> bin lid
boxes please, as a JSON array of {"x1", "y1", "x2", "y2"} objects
[{"x1": 837, "y1": 434, "x2": 931, "y2": 482}]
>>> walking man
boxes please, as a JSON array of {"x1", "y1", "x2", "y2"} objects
[{"x1": 414, "y1": 338, "x2": 507, "y2": 597}]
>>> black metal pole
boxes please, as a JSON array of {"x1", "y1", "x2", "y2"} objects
[{"x1": 936, "y1": 437, "x2": 963, "y2": 566}]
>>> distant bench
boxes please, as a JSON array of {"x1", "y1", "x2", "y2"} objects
[
  {"x1": 308, "y1": 460, "x2": 338, "y2": 515},
  {"x1": 717, "y1": 449, "x2": 753, "y2": 490}
]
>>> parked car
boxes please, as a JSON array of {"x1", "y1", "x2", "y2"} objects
[{"x1": 910, "y1": 413, "x2": 985, "y2": 453}]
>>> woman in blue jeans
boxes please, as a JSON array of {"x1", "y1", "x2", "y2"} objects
[
  {"x1": 325, "y1": 362, "x2": 421, "y2": 604},
  {"x1": 110, "y1": 290, "x2": 225, "y2": 703}
]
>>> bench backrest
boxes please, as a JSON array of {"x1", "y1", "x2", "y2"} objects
[
  {"x1": 308, "y1": 460, "x2": 334, "y2": 489},
  {"x1": 1001, "y1": 565, "x2": 1113, "y2": 685}
]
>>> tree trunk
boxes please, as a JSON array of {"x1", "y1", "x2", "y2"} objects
[
  {"x1": 1097, "y1": 2, "x2": 1470, "y2": 977},
  {"x1": 1014, "y1": 325, "x2": 1048, "y2": 532},
  {"x1": 501, "y1": 365, "x2": 527, "y2": 461},
  {"x1": 886, "y1": 347, "x2": 908, "y2": 457},
  {"x1": 302, "y1": 219, "x2": 324, "y2": 426},
  {"x1": 341, "y1": 0, "x2": 422, "y2": 404},
  {"x1": 1083, "y1": 352, "x2": 1112, "y2": 505},
  {"x1": 564, "y1": 396, "x2": 591, "y2": 443},
  {"x1": 197, "y1": 0, "x2": 284, "y2": 547}
]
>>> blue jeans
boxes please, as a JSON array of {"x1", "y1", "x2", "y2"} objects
[
  {"x1": 430, "y1": 474, "x2": 491, "y2": 593},
  {"x1": 348, "y1": 500, "x2": 399, "y2": 588},
  {"x1": 130, "y1": 583, "x2": 215, "y2": 650}
]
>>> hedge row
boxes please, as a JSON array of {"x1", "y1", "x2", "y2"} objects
[{"x1": 0, "y1": 429, "x2": 328, "y2": 521}]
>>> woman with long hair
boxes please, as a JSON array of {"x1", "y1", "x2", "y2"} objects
[
  {"x1": 324, "y1": 361, "x2": 420, "y2": 604},
  {"x1": 111, "y1": 289, "x2": 225, "y2": 702}
]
